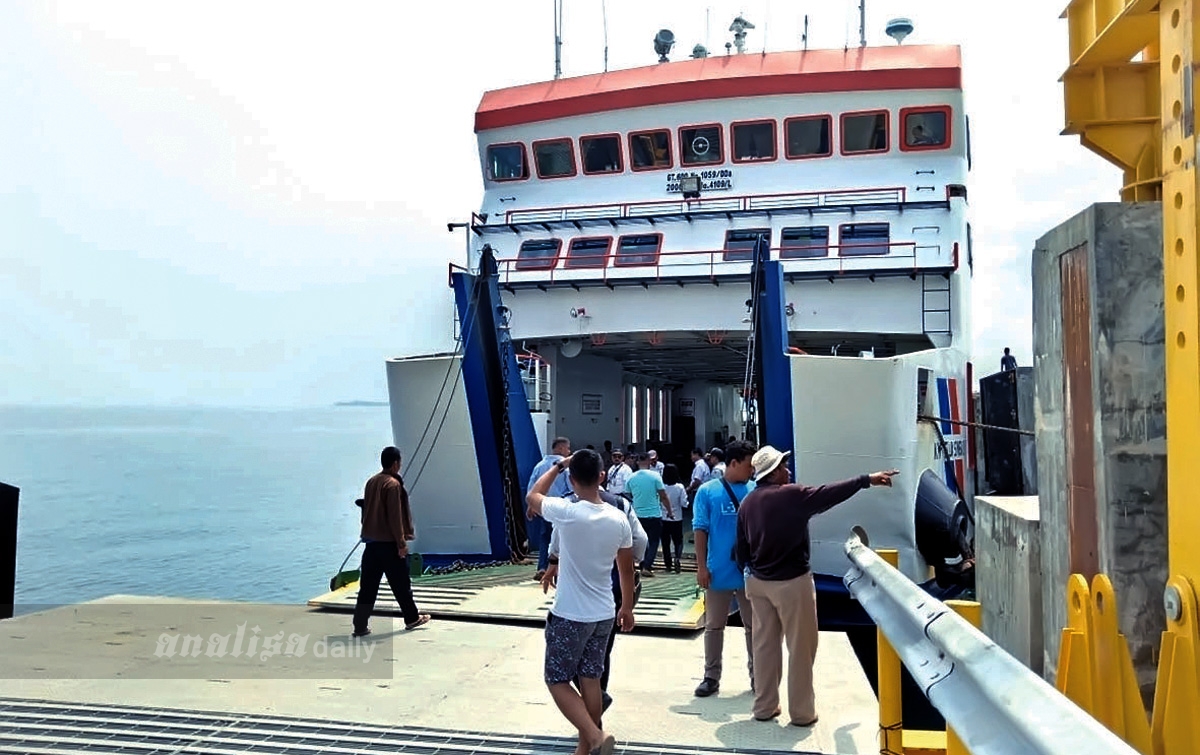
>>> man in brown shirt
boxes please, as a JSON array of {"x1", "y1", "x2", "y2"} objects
[
  {"x1": 351, "y1": 446, "x2": 431, "y2": 637},
  {"x1": 735, "y1": 445, "x2": 896, "y2": 726}
]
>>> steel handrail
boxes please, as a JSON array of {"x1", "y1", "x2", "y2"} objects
[
  {"x1": 498, "y1": 242, "x2": 939, "y2": 285},
  {"x1": 502, "y1": 185, "x2": 911, "y2": 224},
  {"x1": 843, "y1": 536, "x2": 1141, "y2": 755}
]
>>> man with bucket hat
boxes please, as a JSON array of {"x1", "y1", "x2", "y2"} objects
[{"x1": 735, "y1": 445, "x2": 898, "y2": 726}]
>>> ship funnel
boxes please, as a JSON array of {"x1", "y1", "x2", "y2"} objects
[
  {"x1": 886, "y1": 18, "x2": 913, "y2": 45},
  {"x1": 654, "y1": 29, "x2": 676, "y2": 62}
]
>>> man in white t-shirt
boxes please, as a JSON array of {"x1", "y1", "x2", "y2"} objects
[{"x1": 527, "y1": 449, "x2": 636, "y2": 755}]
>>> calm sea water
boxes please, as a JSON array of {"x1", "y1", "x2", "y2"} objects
[{"x1": 0, "y1": 406, "x2": 394, "y2": 609}]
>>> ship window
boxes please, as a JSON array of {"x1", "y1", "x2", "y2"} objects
[
  {"x1": 723, "y1": 229, "x2": 771, "y2": 262},
  {"x1": 629, "y1": 129, "x2": 672, "y2": 170},
  {"x1": 839, "y1": 223, "x2": 890, "y2": 256},
  {"x1": 533, "y1": 138, "x2": 576, "y2": 178},
  {"x1": 580, "y1": 134, "x2": 623, "y2": 174},
  {"x1": 842, "y1": 111, "x2": 889, "y2": 154},
  {"x1": 732, "y1": 120, "x2": 776, "y2": 162},
  {"x1": 681, "y1": 124, "x2": 723, "y2": 166},
  {"x1": 780, "y1": 227, "x2": 830, "y2": 258},
  {"x1": 486, "y1": 143, "x2": 528, "y2": 181},
  {"x1": 565, "y1": 237, "x2": 612, "y2": 268},
  {"x1": 515, "y1": 238, "x2": 562, "y2": 270},
  {"x1": 785, "y1": 115, "x2": 832, "y2": 158},
  {"x1": 902, "y1": 106, "x2": 951, "y2": 150},
  {"x1": 614, "y1": 234, "x2": 662, "y2": 266}
]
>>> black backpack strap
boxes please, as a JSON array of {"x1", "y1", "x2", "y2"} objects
[{"x1": 720, "y1": 478, "x2": 742, "y2": 511}]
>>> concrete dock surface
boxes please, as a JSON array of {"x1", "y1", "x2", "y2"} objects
[{"x1": 0, "y1": 596, "x2": 879, "y2": 754}]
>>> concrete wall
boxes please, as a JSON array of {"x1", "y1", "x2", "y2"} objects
[
  {"x1": 976, "y1": 496, "x2": 1043, "y2": 674},
  {"x1": 1031, "y1": 202, "x2": 1167, "y2": 706}
]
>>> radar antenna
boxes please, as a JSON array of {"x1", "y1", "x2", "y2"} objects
[{"x1": 729, "y1": 15, "x2": 755, "y2": 54}]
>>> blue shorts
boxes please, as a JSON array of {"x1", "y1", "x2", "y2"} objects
[{"x1": 543, "y1": 612, "x2": 613, "y2": 685}]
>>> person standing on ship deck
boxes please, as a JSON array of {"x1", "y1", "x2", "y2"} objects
[
  {"x1": 647, "y1": 449, "x2": 665, "y2": 475},
  {"x1": 735, "y1": 445, "x2": 897, "y2": 725},
  {"x1": 527, "y1": 437, "x2": 573, "y2": 580},
  {"x1": 526, "y1": 449, "x2": 635, "y2": 755},
  {"x1": 351, "y1": 446, "x2": 431, "y2": 637},
  {"x1": 604, "y1": 450, "x2": 632, "y2": 499},
  {"x1": 691, "y1": 441, "x2": 756, "y2": 698},
  {"x1": 626, "y1": 453, "x2": 670, "y2": 576},
  {"x1": 660, "y1": 464, "x2": 687, "y2": 574},
  {"x1": 543, "y1": 467, "x2": 647, "y2": 717}
]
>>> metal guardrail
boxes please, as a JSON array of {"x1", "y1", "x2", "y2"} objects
[{"x1": 843, "y1": 536, "x2": 1141, "y2": 755}]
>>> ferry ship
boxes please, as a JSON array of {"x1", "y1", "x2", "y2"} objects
[{"x1": 386, "y1": 17, "x2": 976, "y2": 618}]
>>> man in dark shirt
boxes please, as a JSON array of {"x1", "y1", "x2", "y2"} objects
[
  {"x1": 352, "y1": 446, "x2": 431, "y2": 637},
  {"x1": 735, "y1": 445, "x2": 896, "y2": 726},
  {"x1": 1001, "y1": 347, "x2": 1017, "y2": 372}
]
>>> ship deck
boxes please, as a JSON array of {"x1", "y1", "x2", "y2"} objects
[{"x1": 0, "y1": 595, "x2": 880, "y2": 754}]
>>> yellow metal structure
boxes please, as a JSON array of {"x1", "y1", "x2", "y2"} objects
[
  {"x1": 1062, "y1": 0, "x2": 1162, "y2": 200},
  {"x1": 1063, "y1": 2, "x2": 1200, "y2": 753},
  {"x1": 1054, "y1": 574, "x2": 1152, "y2": 752},
  {"x1": 943, "y1": 600, "x2": 980, "y2": 755}
]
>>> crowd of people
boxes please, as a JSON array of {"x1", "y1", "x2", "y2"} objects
[{"x1": 349, "y1": 437, "x2": 897, "y2": 753}]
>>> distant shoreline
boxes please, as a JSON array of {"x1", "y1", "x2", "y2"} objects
[{"x1": 333, "y1": 401, "x2": 389, "y2": 407}]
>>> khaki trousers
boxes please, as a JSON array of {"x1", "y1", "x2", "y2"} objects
[
  {"x1": 745, "y1": 572, "x2": 818, "y2": 724},
  {"x1": 702, "y1": 588, "x2": 754, "y2": 684}
]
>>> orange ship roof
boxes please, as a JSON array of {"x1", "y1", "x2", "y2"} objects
[{"x1": 476, "y1": 45, "x2": 961, "y2": 132}]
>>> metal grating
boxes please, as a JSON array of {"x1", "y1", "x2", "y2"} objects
[{"x1": 0, "y1": 698, "x2": 821, "y2": 755}]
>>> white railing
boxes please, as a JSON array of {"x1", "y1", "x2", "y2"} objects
[
  {"x1": 843, "y1": 536, "x2": 1141, "y2": 755},
  {"x1": 504, "y1": 187, "x2": 910, "y2": 225}
]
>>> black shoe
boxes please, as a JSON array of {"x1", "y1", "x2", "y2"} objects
[
  {"x1": 694, "y1": 677, "x2": 719, "y2": 697},
  {"x1": 352, "y1": 627, "x2": 371, "y2": 638}
]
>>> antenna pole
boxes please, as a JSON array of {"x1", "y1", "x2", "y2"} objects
[
  {"x1": 859, "y1": 0, "x2": 866, "y2": 47},
  {"x1": 553, "y1": 0, "x2": 563, "y2": 79},
  {"x1": 602, "y1": 0, "x2": 608, "y2": 72},
  {"x1": 803, "y1": 14, "x2": 809, "y2": 51}
]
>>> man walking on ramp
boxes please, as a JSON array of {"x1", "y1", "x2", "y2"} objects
[{"x1": 527, "y1": 449, "x2": 636, "y2": 755}]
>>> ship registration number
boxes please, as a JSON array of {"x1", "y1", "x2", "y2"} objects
[{"x1": 666, "y1": 169, "x2": 734, "y2": 193}]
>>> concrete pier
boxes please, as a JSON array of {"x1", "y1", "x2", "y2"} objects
[
  {"x1": 0, "y1": 596, "x2": 880, "y2": 754},
  {"x1": 1031, "y1": 202, "x2": 1167, "y2": 706}
]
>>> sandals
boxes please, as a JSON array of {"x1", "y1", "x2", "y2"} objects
[
  {"x1": 588, "y1": 734, "x2": 616, "y2": 755},
  {"x1": 405, "y1": 614, "x2": 432, "y2": 630}
]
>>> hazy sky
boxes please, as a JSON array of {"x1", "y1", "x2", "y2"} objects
[{"x1": 1, "y1": 0, "x2": 1121, "y2": 407}]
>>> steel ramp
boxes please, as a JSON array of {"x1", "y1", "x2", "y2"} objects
[{"x1": 308, "y1": 555, "x2": 706, "y2": 631}]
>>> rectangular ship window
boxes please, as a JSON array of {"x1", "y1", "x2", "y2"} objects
[
  {"x1": 902, "y1": 106, "x2": 951, "y2": 150},
  {"x1": 629, "y1": 130, "x2": 672, "y2": 170},
  {"x1": 785, "y1": 116, "x2": 832, "y2": 158},
  {"x1": 580, "y1": 135, "x2": 623, "y2": 174},
  {"x1": 724, "y1": 229, "x2": 771, "y2": 262},
  {"x1": 614, "y1": 234, "x2": 662, "y2": 266},
  {"x1": 780, "y1": 227, "x2": 830, "y2": 258},
  {"x1": 533, "y1": 138, "x2": 576, "y2": 178},
  {"x1": 842, "y1": 111, "x2": 889, "y2": 154},
  {"x1": 839, "y1": 223, "x2": 890, "y2": 256},
  {"x1": 680, "y1": 124, "x2": 723, "y2": 166},
  {"x1": 486, "y1": 143, "x2": 528, "y2": 181},
  {"x1": 732, "y1": 120, "x2": 776, "y2": 162},
  {"x1": 565, "y1": 237, "x2": 612, "y2": 268},
  {"x1": 515, "y1": 238, "x2": 562, "y2": 270}
]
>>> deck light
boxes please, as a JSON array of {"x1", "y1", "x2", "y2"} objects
[
  {"x1": 680, "y1": 174, "x2": 702, "y2": 199},
  {"x1": 654, "y1": 29, "x2": 675, "y2": 62}
]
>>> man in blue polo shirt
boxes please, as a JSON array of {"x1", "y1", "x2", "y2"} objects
[{"x1": 691, "y1": 440, "x2": 756, "y2": 697}]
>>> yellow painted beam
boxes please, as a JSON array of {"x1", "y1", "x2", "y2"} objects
[
  {"x1": 1063, "y1": 62, "x2": 1160, "y2": 129},
  {"x1": 901, "y1": 729, "x2": 946, "y2": 755},
  {"x1": 1063, "y1": 0, "x2": 1160, "y2": 67}
]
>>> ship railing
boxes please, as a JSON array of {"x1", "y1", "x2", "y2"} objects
[
  {"x1": 843, "y1": 536, "x2": 1141, "y2": 755},
  {"x1": 494, "y1": 242, "x2": 953, "y2": 287},
  {"x1": 502, "y1": 187, "x2": 909, "y2": 225}
]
